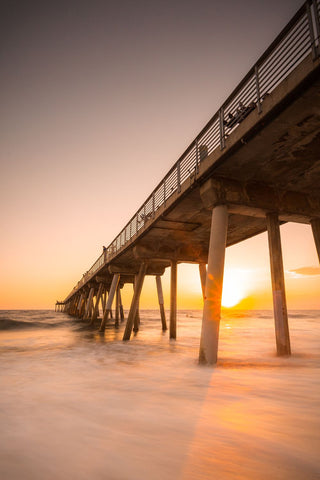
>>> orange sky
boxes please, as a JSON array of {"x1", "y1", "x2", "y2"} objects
[{"x1": 1, "y1": 0, "x2": 319, "y2": 310}]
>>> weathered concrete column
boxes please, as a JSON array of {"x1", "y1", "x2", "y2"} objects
[
  {"x1": 266, "y1": 213, "x2": 291, "y2": 356},
  {"x1": 99, "y1": 274, "x2": 120, "y2": 332},
  {"x1": 170, "y1": 261, "x2": 177, "y2": 339},
  {"x1": 119, "y1": 289, "x2": 125, "y2": 321},
  {"x1": 68, "y1": 298, "x2": 74, "y2": 315},
  {"x1": 115, "y1": 284, "x2": 120, "y2": 327},
  {"x1": 67, "y1": 299, "x2": 72, "y2": 315},
  {"x1": 123, "y1": 263, "x2": 147, "y2": 341},
  {"x1": 133, "y1": 275, "x2": 141, "y2": 332},
  {"x1": 199, "y1": 205, "x2": 228, "y2": 365},
  {"x1": 311, "y1": 218, "x2": 320, "y2": 263},
  {"x1": 90, "y1": 283, "x2": 104, "y2": 325},
  {"x1": 199, "y1": 263, "x2": 207, "y2": 300},
  {"x1": 156, "y1": 275, "x2": 167, "y2": 331},
  {"x1": 102, "y1": 287, "x2": 107, "y2": 314},
  {"x1": 76, "y1": 293, "x2": 83, "y2": 317},
  {"x1": 84, "y1": 287, "x2": 95, "y2": 320},
  {"x1": 79, "y1": 291, "x2": 89, "y2": 318},
  {"x1": 73, "y1": 294, "x2": 81, "y2": 316}
]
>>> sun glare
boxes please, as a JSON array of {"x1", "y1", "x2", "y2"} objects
[{"x1": 222, "y1": 269, "x2": 247, "y2": 308}]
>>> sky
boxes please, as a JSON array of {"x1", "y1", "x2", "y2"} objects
[{"x1": 1, "y1": 0, "x2": 319, "y2": 310}]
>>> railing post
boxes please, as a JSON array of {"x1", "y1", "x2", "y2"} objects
[
  {"x1": 255, "y1": 65, "x2": 262, "y2": 113},
  {"x1": 177, "y1": 160, "x2": 181, "y2": 193},
  {"x1": 312, "y1": 0, "x2": 320, "y2": 55},
  {"x1": 219, "y1": 107, "x2": 225, "y2": 150},
  {"x1": 163, "y1": 178, "x2": 166, "y2": 204},
  {"x1": 136, "y1": 212, "x2": 139, "y2": 234},
  {"x1": 195, "y1": 139, "x2": 199, "y2": 173},
  {"x1": 307, "y1": 0, "x2": 318, "y2": 59},
  {"x1": 152, "y1": 192, "x2": 155, "y2": 218}
]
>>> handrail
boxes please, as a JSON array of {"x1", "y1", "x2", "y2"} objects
[{"x1": 65, "y1": 0, "x2": 320, "y2": 300}]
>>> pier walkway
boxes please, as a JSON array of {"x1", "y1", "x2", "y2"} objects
[{"x1": 58, "y1": 0, "x2": 320, "y2": 364}]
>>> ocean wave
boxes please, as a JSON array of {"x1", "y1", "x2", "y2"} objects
[{"x1": 0, "y1": 318, "x2": 67, "y2": 331}]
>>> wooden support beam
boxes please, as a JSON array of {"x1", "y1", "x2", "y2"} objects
[
  {"x1": 170, "y1": 261, "x2": 177, "y2": 339},
  {"x1": 199, "y1": 263, "x2": 207, "y2": 300},
  {"x1": 123, "y1": 262, "x2": 147, "y2": 341},
  {"x1": 311, "y1": 218, "x2": 320, "y2": 263},
  {"x1": 199, "y1": 205, "x2": 228, "y2": 365},
  {"x1": 99, "y1": 274, "x2": 120, "y2": 332},
  {"x1": 90, "y1": 283, "x2": 104, "y2": 325},
  {"x1": 266, "y1": 213, "x2": 291, "y2": 356},
  {"x1": 156, "y1": 275, "x2": 167, "y2": 331}
]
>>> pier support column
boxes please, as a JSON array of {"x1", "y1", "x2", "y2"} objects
[
  {"x1": 84, "y1": 287, "x2": 95, "y2": 320},
  {"x1": 102, "y1": 287, "x2": 107, "y2": 314},
  {"x1": 74, "y1": 294, "x2": 82, "y2": 317},
  {"x1": 133, "y1": 275, "x2": 141, "y2": 332},
  {"x1": 75, "y1": 294, "x2": 82, "y2": 316},
  {"x1": 311, "y1": 218, "x2": 320, "y2": 263},
  {"x1": 99, "y1": 275, "x2": 120, "y2": 332},
  {"x1": 79, "y1": 291, "x2": 88, "y2": 318},
  {"x1": 199, "y1": 263, "x2": 207, "y2": 300},
  {"x1": 115, "y1": 284, "x2": 120, "y2": 327},
  {"x1": 267, "y1": 213, "x2": 291, "y2": 356},
  {"x1": 170, "y1": 261, "x2": 177, "y2": 339},
  {"x1": 119, "y1": 289, "x2": 125, "y2": 321},
  {"x1": 123, "y1": 263, "x2": 147, "y2": 341},
  {"x1": 90, "y1": 283, "x2": 104, "y2": 325},
  {"x1": 156, "y1": 275, "x2": 167, "y2": 331},
  {"x1": 199, "y1": 205, "x2": 228, "y2": 365}
]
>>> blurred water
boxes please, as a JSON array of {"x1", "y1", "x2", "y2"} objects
[{"x1": 0, "y1": 309, "x2": 319, "y2": 479}]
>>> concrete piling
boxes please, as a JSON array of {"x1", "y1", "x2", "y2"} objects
[
  {"x1": 123, "y1": 263, "x2": 147, "y2": 341},
  {"x1": 115, "y1": 284, "x2": 120, "y2": 327},
  {"x1": 84, "y1": 287, "x2": 95, "y2": 320},
  {"x1": 199, "y1": 205, "x2": 228, "y2": 365},
  {"x1": 90, "y1": 283, "x2": 104, "y2": 325},
  {"x1": 199, "y1": 263, "x2": 207, "y2": 300},
  {"x1": 119, "y1": 289, "x2": 125, "y2": 321},
  {"x1": 133, "y1": 275, "x2": 141, "y2": 332},
  {"x1": 99, "y1": 274, "x2": 120, "y2": 332},
  {"x1": 266, "y1": 213, "x2": 291, "y2": 356},
  {"x1": 156, "y1": 275, "x2": 167, "y2": 331},
  {"x1": 170, "y1": 261, "x2": 177, "y2": 339},
  {"x1": 311, "y1": 218, "x2": 320, "y2": 263}
]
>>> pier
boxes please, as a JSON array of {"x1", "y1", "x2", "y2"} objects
[{"x1": 58, "y1": 0, "x2": 320, "y2": 364}]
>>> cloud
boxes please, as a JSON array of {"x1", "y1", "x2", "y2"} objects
[{"x1": 288, "y1": 266, "x2": 320, "y2": 277}]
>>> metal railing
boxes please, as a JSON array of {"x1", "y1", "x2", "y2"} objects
[{"x1": 67, "y1": 0, "x2": 320, "y2": 298}]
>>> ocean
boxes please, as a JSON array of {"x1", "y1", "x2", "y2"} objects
[{"x1": 0, "y1": 309, "x2": 319, "y2": 480}]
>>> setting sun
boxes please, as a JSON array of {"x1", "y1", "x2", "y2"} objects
[{"x1": 222, "y1": 269, "x2": 247, "y2": 308}]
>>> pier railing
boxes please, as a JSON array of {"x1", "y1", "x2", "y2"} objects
[{"x1": 69, "y1": 0, "x2": 320, "y2": 296}]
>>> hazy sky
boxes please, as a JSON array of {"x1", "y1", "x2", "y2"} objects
[{"x1": 1, "y1": 0, "x2": 319, "y2": 309}]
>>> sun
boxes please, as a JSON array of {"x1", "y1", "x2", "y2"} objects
[{"x1": 222, "y1": 269, "x2": 247, "y2": 308}]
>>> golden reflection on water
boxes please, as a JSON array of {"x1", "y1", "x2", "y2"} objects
[{"x1": 180, "y1": 359, "x2": 320, "y2": 480}]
